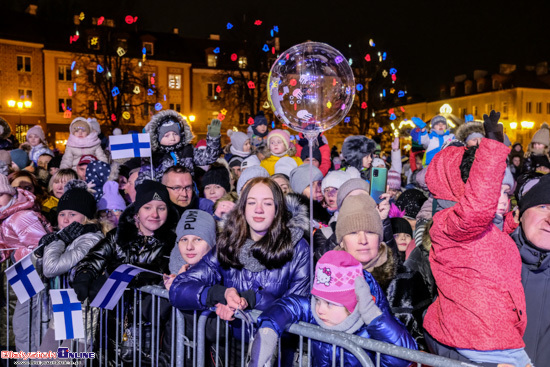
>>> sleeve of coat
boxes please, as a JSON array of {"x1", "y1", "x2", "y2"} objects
[
  {"x1": 70, "y1": 234, "x2": 116, "y2": 282},
  {"x1": 169, "y1": 249, "x2": 223, "y2": 310},
  {"x1": 94, "y1": 145, "x2": 109, "y2": 164},
  {"x1": 10, "y1": 212, "x2": 49, "y2": 262},
  {"x1": 193, "y1": 134, "x2": 221, "y2": 166},
  {"x1": 43, "y1": 233, "x2": 103, "y2": 278},
  {"x1": 390, "y1": 148, "x2": 402, "y2": 174},
  {"x1": 503, "y1": 210, "x2": 519, "y2": 234},
  {"x1": 318, "y1": 144, "x2": 331, "y2": 176},
  {"x1": 257, "y1": 295, "x2": 312, "y2": 337},
  {"x1": 282, "y1": 238, "x2": 311, "y2": 298},
  {"x1": 442, "y1": 139, "x2": 510, "y2": 242}
]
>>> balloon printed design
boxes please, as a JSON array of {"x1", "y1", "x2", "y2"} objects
[{"x1": 267, "y1": 42, "x2": 355, "y2": 134}]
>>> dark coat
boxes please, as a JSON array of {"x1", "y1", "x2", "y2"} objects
[{"x1": 257, "y1": 270, "x2": 416, "y2": 367}]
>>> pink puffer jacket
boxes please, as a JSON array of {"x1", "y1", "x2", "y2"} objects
[{"x1": 0, "y1": 188, "x2": 52, "y2": 262}]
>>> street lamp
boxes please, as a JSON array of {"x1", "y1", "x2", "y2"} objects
[{"x1": 7, "y1": 99, "x2": 32, "y2": 143}]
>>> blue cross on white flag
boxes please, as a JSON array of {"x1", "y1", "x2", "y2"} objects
[
  {"x1": 6, "y1": 254, "x2": 45, "y2": 303},
  {"x1": 90, "y1": 264, "x2": 148, "y2": 310},
  {"x1": 50, "y1": 289, "x2": 84, "y2": 340},
  {"x1": 109, "y1": 133, "x2": 152, "y2": 160}
]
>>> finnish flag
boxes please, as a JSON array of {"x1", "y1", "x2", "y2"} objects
[
  {"x1": 50, "y1": 289, "x2": 85, "y2": 340},
  {"x1": 90, "y1": 264, "x2": 144, "y2": 310},
  {"x1": 6, "y1": 254, "x2": 45, "y2": 303},
  {"x1": 109, "y1": 133, "x2": 152, "y2": 160}
]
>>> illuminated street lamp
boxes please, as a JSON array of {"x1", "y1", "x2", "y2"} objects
[
  {"x1": 188, "y1": 115, "x2": 196, "y2": 122},
  {"x1": 7, "y1": 99, "x2": 32, "y2": 124}
]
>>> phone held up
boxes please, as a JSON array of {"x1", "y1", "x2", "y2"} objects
[{"x1": 369, "y1": 167, "x2": 387, "y2": 204}]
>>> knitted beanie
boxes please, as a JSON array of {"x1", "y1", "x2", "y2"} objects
[
  {"x1": 98, "y1": 181, "x2": 127, "y2": 211},
  {"x1": 311, "y1": 250, "x2": 363, "y2": 313},
  {"x1": 175, "y1": 209, "x2": 216, "y2": 248},
  {"x1": 387, "y1": 170, "x2": 402, "y2": 191},
  {"x1": 430, "y1": 115, "x2": 447, "y2": 128},
  {"x1": 57, "y1": 180, "x2": 96, "y2": 219},
  {"x1": 228, "y1": 130, "x2": 249, "y2": 152},
  {"x1": 289, "y1": 164, "x2": 323, "y2": 195},
  {"x1": 0, "y1": 150, "x2": 12, "y2": 166},
  {"x1": 336, "y1": 194, "x2": 383, "y2": 243},
  {"x1": 157, "y1": 119, "x2": 181, "y2": 143},
  {"x1": 502, "y1": 167, "x2": 514, "y2": 189},
  {"x1": 390, "y1": 217, "x2": 413, "y2": 237},
  {"x1": 531, "y1": 122, "x2": 549, "y2": 147},
  {"x1": 202, "y1": 166, "x2": 231, "y2": 193},
  {"x1": 236, "y1": 165, "x2": 270, "y2": 195},
  {"x1": 48, "y1": 155, "x2": 62, "y2": 170},
  {"x1": 300, "y1": 146, "x2": 322, "y2": 164},
  {"x1": 70, "y1": 118, "x2": 91, "y2": 134},
  {"x1": 336, "y1": 178, "x2": 370, "y2": 209},
  {"x1": 253, "y1": 112, "x2": 268, "y2": 127},
  {"x1": 10, "y1": 149, "x2": 30, "y2": 170},
  {"x1": 267, "y1": 129, "x2": 291, "y2": 150},
  {"x1": 0, "y1": 174, "x2": 16, "y2": 196},
  {"x1": 134, "y1": 180, "x2": 171, "y2": 212},
  {"x1": 26, "y1": 125, "x2": 46, "y2": 143},
  {"x1": 241, "y1": 155, "x2": 261, "y2": 170},
  {"x1": 395, "y1": 189, "x2": 428, "y2": 219},
  {"x1": 519, "y1": 174, "x2": 550, "y2": 216},
  {"x1": 321, "y1": 170, "x2": 351, "y2": 192},
  {"x1": 274, "y1": 157, "x2": 298, "y2": 177}
]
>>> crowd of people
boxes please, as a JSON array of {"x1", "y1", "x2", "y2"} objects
[{"x1": 0, "y1": 108, "x2": 549, "y2": 367}]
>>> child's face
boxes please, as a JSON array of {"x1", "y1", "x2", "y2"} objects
[
  {"x1": 314, "y1": 297, "x2": 350, "y2": 327},
  {"x1": 514, "y1": 145, "x2": 522, "y2": 152},
  {"x1": 497, "y1": 184, "x2": 511, "y2": 215},
  {"x1": 393, "y1": 233, "x2": 412, "y2": 252},
  {"x1": 532, "y1": 143, "x2": 546, "y2": 151},
  {"x1": 323, "y1": 187, "x2": 338, "y2": 210},
  {"x1": 256, "y1": 125, "x2": 267, "y2": 134},
  {"x1": 432, "y1": 122, "x2": 447, "y2": 132},
  {"x1": 73, "y1": 130, "x2": 89, "y2": 138},
  {"x1": 242, "y1": 140, "x2": 251, "y2": 153},
  {"x1": 27, "y1": 134, "x2": 41, "y2": 147},
  {"x1": 512, "y1": 156, "x2": 521, "y2": 167},
  {"x1": 415, "y1": 155, "x2": 423, "y2": 168},
  {"x1": 178, "y1": 235, "x2": 210, "y2": 266},
  {"x1": 160, "y1": 131, "x2": 181, "y2": 146},
  {"x1": 269, "y1": 137, "x2": 286, "y2": 155}
]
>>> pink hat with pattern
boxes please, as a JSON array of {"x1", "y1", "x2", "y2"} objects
[
  {"x1": 311, "y1": 250, "x2": 363, "y2": 312},
  {"x1": 267, "y1": 129, "x2": 291, "y2": 150}
]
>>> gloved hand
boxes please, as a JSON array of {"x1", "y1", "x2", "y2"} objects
[
  {"x1": 391, "y1": 137, "x2": 400, "y2": 151},
  {"x1": 72, "y1": 272, "x2": 94, "y2": 302},
  {"x1": 483, "y1": 110, "x2": 504, "y2": 143},
  {"x1": 207, "y1": 119, "x2": 222, "y2": 138},
  {"x1": 248, "y1": 327, "x2": 278, "y2": 367},
  {"x1": 57, "y1": 222, "x2": 87, "y2": 245},
  {"x1": 36, "y1": 233, "x2": 59, "y2": 257},
  {"x1": 411, "y1": 117, "x2": 426, "y2": 129},
  {"x1": 355, "y1": 276, "x2": 382, "y2": 325},
  {"x1": 298, "y1": 134, "x2": 325, "y2": 148}
]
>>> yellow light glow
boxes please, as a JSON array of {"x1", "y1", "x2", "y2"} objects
[
  {"x1": 391, "y1": 123, "x2": 395, "y2": 130},
  {"x1": 7, "y1": 100, "x2": 16, "y2": 107},
  {"x1": 394, "y1": 130, "x2": 399, "y2": 137},
  {"x1": 440, "y1": 103, "x2": 452, "y2": 114},
  {"x1": 446, "y1": 119, "x2": 456, "y2": 128},
  {"x1": 521, "y1": 121, "x2": 534, "y2": 129},
  {"x1": 188, "y1": 115, "x2": 196, "y2": 122},
  {"x1": 17, "y1": 102, "x2": 23, "y2": 109},
  {"x1": 24, "y1": 101, "x2": 32, "y2": 108},
  {"x1": 404, "y1": 144, "x2": 411, "y2": 150},
  {"x1": 509, "y1": 122, "x2": 517, "y2": 129}
]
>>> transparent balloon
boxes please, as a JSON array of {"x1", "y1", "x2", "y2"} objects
[{"x1": 268, "y1": 42, "x2": 355, "y2": 135}]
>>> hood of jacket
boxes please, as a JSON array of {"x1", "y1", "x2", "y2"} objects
[
  {"x1": 425, "y1": 145, "x2": 467, "y2": 201},
  {"x1": 0, "y1": 188, "x2": 39, "y2": 221},
  {"x1": 148, "y1": 110, "x2": 194, "y2": 153}
]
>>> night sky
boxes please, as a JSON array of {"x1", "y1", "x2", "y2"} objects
[{"x1": 5, "y1": 0, "x2": 550, "y2": 99}]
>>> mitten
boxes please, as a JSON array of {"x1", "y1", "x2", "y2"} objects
[
  {"x1": 72, "y1": 272, "x2": 93, "y2": 302},
  {"x1": 57, "y1": 222, "x2": 86, "y2": 245},
  {"x1": 248, "y1": 327, "x2": 278, "y2": 367},
  {"x1": 207, "y1": 119, "x2": 222, "y2": 138},
  {"x1": 355, "y1": 276, "x2": 382, "y2": 325},
  {"x1": 36, "y1": 233, "x2": 59, "y2": 257},
  {"x1": 483, "y1": 110, "x2": 504, "y2": 143},
  {"x1": 411, "y1": 117, "x2": 426, "y2": 129}
]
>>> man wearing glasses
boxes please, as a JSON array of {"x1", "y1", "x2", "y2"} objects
[{"x1": 162, "y1": 165, "x2": 213, "y2": 216}]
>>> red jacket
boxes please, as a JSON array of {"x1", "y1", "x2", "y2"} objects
[
  {"x1": 295, "y1": 135, "x2": 331, "y2": 176},
  {"x1": 0, "y1": 189, "x2": 52, "y2": 262},
  {"x1": 424, "y1": 139, "x2": 526, "y2": 351}
]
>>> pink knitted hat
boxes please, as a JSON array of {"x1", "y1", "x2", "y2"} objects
[
  {"x1": 311, "y1": 250, "x2": 363, "y2": 312},
  {"x1": 387, "y1": 170, "x2": 402, "y2": 190},
  {"x1": 0, "y1": 174, "x2": 16, "y2": 196},
  {"x1": 267, "y1": 129, "x2": 291, "y2": 150}
]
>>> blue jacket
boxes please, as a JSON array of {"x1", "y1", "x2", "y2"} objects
[
  {"x1": 410, "y1": 128, "x2": 454, "y2": 166},
  {"x1": 257, "y1": 270, "x2": 417, "y2": 367}
]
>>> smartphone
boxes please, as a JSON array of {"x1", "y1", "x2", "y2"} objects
[{"x1": 369, "y1": 167, "x2": 387, "y2": 204}]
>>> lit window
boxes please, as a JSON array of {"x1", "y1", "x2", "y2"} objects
[
  {"x1": 207, "y1": 54, "x2": 217, "y2": 67},
  {"x1": 142, "y1": 42, "x2": 154, "y2": 56},
  {"x1": 238, "y1": 56, "x2": 248, "y2": 69},
  {"x1": 17, "y1": 56, "x2": 31, "y2": 72},
  {"x1": 168, "y1": 74, "x2": 181, "y2": 89}
]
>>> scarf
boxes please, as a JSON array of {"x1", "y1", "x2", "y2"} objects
[{"x1": 311, "y1": 297, "x2": 364, "y2": 333}]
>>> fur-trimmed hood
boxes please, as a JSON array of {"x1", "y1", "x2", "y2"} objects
[
  {"x1": 148, "y1": 110, "x2": 194, "y2": 152},
  {"x1": 341, "y1": 136, "x2": 376, "y2": 170},
  {"x1": 0, "y1": 116, "x2": 11, "y2": 140},
  {"x1": 455, "y1": 121, "x2": 485, "y2": 143}
]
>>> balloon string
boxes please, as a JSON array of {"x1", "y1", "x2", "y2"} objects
[{"x1": 308, "y1": 137, "x2": 314, "y2": 290}]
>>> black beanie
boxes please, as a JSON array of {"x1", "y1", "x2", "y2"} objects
[
  {"x1": 202, "y1": 166, "x2": 231, "y2": 193},
  {"x1": 301, "y1": 146, "x2": 322, "y2": 165},
  {"x1": 395, "y1": 189, "x2": 428, "y2": 219},
  {"x1": 48, "y1": 155, "x2": 62, "y2": 170},
  {"x1": 390, "y1": 217, "x2": 413, "y2": 237},
  {"x1": 134, "y1": 180, "x2": 171, "y2": 212},
  {"x1": 57, "y1": 180, "x2": 96, "y2": 219},
  {"x1": 519, "y1": 174, "x2": 550, "y2": 217}
]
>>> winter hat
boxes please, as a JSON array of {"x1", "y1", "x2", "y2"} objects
[
  {"x1": 87, "y1": 118, "x2": 101, "y2": 134},
  {"x1": 253, "y1": 112, "x2": 268, "y2": 128},
  {"x1": 78, "y1": 155, "x2": 97, "y2": 166},
  {"x1": 395, "y1": 189, "x2": 427, "y2": 219},
  {"x1": 70, "y1": 118, "x2": 91, "y2": 134},
  {"x1": 241, "y1": 155, "x2": 261, "y2": 170},
  {"x1": 430, "y1": 115, "x2": 447, "y2": 128},
  {"x1": 519, "y1": 174, "x2": 550, "y2": 216},
  {"x1": 336, "y1": 178, "x2": 370, "y2": 209},
  {"x1": 531, "y1": 154, "x2": 550, "y2": 170},
  {"x1": 336, "y1": 194, "x2": 383, "y2": 243},
  {"x1": 274, "y1": 157, "x2": 298, "y2": 177},
  {"x1": 236, "y1": 165, "x2": 270, "y2": 195},
  {"x1": 10, "y1": 149, "x2": 30, "y2": 170},
  {"x1": 97, "y1": 181, "x2": 127, "y2": 211},
  {"x1": 196, "y1": 139, "x2": 207, "y2": 149},
  {"x1": 387, "y1": 170, "x2": 402, "y2": 190},
  {"x1": 85, "y1": 160, "x2": 111, "y2": 200},
  {"x1": 0, "y1": 174, "x2": 16, "y2": 196},
  {"x1": 113, "y1": 128, "x2": 122, "y2": 135},
  {"x1": 321, "y1": 170, "x2": 351, "y2": 192},
  {"x1": 120, "y1": 157, "x2": 142, "y2": 178},
  {"x1": 341, "y1": 136, "x2": 376, "y2": 171},
  {"x1": 311, "y1": 250, "x2": 363, "y2": 313},
  {"x1": 390, "y1": 217, "x2": 413, "y2": 237},
  {"x1": 455, "y1": 121, "x2": 485, "y2": 143},
  {"x1": 228, "y1": 130, "x2": 249, "y2": 152},
  {"x1": 0, "y1": 150, "x2": 12, "y2": 166},
  {"x1": 372, "y1": 158, "x2": 386, "y2": 168},
  {"x1": 134, "y1": 180, "x2": 171, "y2": 212},
  {"x1": 202, "y1": 166, "x2": 231, "y2": 193},
  {"x1": 157, "y1": 119, "x2": 181, "y2": 143},
  {"x1": 502, "y1": 167, "x2": 514, "y2": 189},
  {"x1": 228, "y1": 156, "x2": 243, "y2": 169},
  {"x1": 175, "y1": 209, "x2": 216, "y2": 248},
  {"x1": 531, "y1": 122, "x2": 549, "y2": 147},
  {"x1": 26, "y1": 125, "x2": 46, "y2": 143},
  {"x1": 289, "y1": 164, "x2": 323, "y2": 195},
  {"x1": 48, "y1": 155, "x2": 62, "y2": 171},
  {"x1": 300, "y1": 146, "x2": 322, "y2": 165},
  {"x1": 57, "y1": 180, "x2": 96, "y2": 219},
  {"x1": 267, "y1": 129, "x2": 291, "y2": 151}
]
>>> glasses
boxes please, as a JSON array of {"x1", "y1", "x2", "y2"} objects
[
  {"x1": 99, "y1": 209, "x2": 123, "y2": 218},
  {"x1": 323, "y1": 188, "x2": 338, "y2": 197},
  {"x1": 165, "y1": 185, "x2": 193, "y2": 193}
]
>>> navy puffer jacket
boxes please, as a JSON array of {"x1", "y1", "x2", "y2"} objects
[
  {"x1": 257, "y1": 270, "x2": 416, "y2": 367},
  {"x1": 169, "y1": 195, "x2": 311, "y2": 311}
]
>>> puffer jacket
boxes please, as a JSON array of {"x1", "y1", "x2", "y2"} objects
[
  {"x1": 411, "y1": 128, "x2": 454, "y2": 166},
  {"x1": 169, "y1": 195, "x2": 310, "y2": 312},
  {"x1": 424, "y1": 138, "x2": 526, "y2": 350},
  {"x1": 257, "y1": 270, "x2": 416, "y2": 367},
  {"x1": 60, "y1": 132, "x2": 108, "y2": 170},
  {"x1": 0, "y1": 188, "x2": 52, "y2": 262},
  {"x1": 70, "y1": 203, "x2": 177, "y2": 287},
  {"x1": 260, "y1": 155, "x2": 302, "y2": 176},
  {"x1": 511, "y1": 226, "x2": 550, "y2": 367}
]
